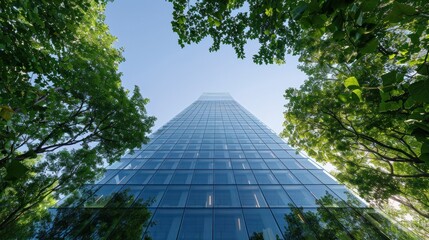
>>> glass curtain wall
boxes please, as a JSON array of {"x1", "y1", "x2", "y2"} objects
[{"x1": 49, "y1": 93, "x2": 412, "y2": 240}]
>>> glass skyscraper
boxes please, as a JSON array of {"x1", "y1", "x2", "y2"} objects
[{"x1": 47, "y1": 93, "x2": 412, "y2": 239}]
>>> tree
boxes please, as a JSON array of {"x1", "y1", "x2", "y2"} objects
[
  {"x1": 0, "y1": 0, "x2": 155, "y2": 235},
  {"x1": 166, "y1": 0, "x2": 428, "y2": 235}
]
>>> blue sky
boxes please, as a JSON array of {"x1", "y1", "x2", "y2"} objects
[{"x1": 104, "y1": 1, "x2": 306, "y2": 134}]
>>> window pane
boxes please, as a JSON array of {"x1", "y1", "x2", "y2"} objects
[
  {"x1": 178, "y1": 209, "x2": 212, "y2": 240},
  {"x1": 231, "y1": 160, "x2": 250, "y2": 170},
  {"x1": 283, "y1": 185, "x2": 317, "y2": 207},
  {"x1": 106, "y1": 170, "x2": 136, "y2": 184},
  {"x1": 244, "y1": 151, "x2": 261, "y2": 158},
  {"x1": 229, "y1": 151, "x2": 245, "y2": 158},
  {"x1": 281, "y1": 159, "x2": 304, "y2": 169},
  {"x1": 273, "y1": 151, "x2": 292, "y2": 158},
  {"x1": 171, "y1": 170, "x2": 193, "y2": 184},
  {"x1": 248, "y1": 160, "x2": 269, "y2": 169},
  {"x1": 258, "y1": 150, "x2": 276, "y2": 158},
  {"x1": 192, "y1": 170, "x2": 213, "y2": 184},
  {"x1": 159, "y1": 185, "x2": 189, "y2": 207},
  {"x1": 272, "y1": 170, "x2": 300, "y2": 184},
  {"x1": 298, "y1": 159, "x2": 322, "y2": 169},
  {"x1": 159, "y1": 161, "x2": 179, "y2": 170},
  {"x1": 214, "y1": 185, "x2": 240, "y2": 207},
  {"x1": 196, "y1": 159, "x2": 213, "y2": 169},
  {"x1": 273, "y1": 208, "x2": 322, "y2": 239},
  {"x1": 85, "y1": 185, "x2": 121, "y2": 207},
  {"x1": 213, "y1": 159, "x2": 232, "y2": 169},
  {"x1": 306, "y1": 185, "x2": 341, "y2": 207},
  {"x1": 271, "y1": 208, "x2": 293, "y2": 237},
  {"x1": 123, "y1": 159, "x2": 146, "y2": 169},
  {"x1": 111, "y1": 185, "x2": 144, "y2": 207},
  {"x1": 141, "y1": 160, "x2": 162, "y2": 169},
  {"x1": 261, "y1": 186, "x2": 294, "y2": 207},
  {"x1": 214, "y1": 170, "x2": 235, "y2": 184},
  {"x1": 187, "y1": 186, "x2": 214, "y2": 208},
  {"x1": 237, "y1": 186, "x2": 267, "y2": 208},
  {"x1": 214, "y1": 209, "x2": 248, "y2": 240},
  {"x1": 243, "y1": 209, "x2": 282, "y2": 239},
  {"x1": 328, "y1": 185, "x2": 366, "y2": 207},
  {"x1": 127, "y1": 170, "x2": 155, "y2": 184},
  {"x1": 145, "y1": 209, "x2": 183, "y2": 240},
  {"x1": 107, "y1": 158, "x2": 132, "y2": 170},
  {"x1": 234, "y1": 170, "x2": 257, "y2": 185},
  {"x1": 95, "y1": 170, "x2": 118, "y2": 184},
  {"x1": 310, "y1": 170, "x2": 338, "y2": 184},
  {"x1": 327, "y1": 208, "x2": 385, "y2": 239},
  {"x1": 253, "y1": 170, "x2": 279, "y2": 184},
  {"x1": 177, "y1": 159, "x2": 196, "y2": 169},
  {"x1": 291, "y1": 170, "x2": 321, "y2": 184},
  {"x1": 148, "y1": 170, "x2": 173, "y2": 184},
  {"x1": 136, "y1": 185, "x2": 166, "y2": 208}
]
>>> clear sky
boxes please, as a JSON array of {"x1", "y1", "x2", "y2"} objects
[{"x1": 104, "y1": 1, "x2": 307, "y2": 134}]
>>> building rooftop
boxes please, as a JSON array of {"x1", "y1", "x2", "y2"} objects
[{"x1": 198, "y1": 92, "x2": 233, "y2": 101}]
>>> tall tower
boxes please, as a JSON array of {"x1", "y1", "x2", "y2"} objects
[{"x1": 49, "y1": 93, "x2": 411, "y2": 239}]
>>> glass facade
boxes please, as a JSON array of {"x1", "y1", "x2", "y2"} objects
[{"x1": 50, "y1": 93, "x2": 412, "y2": 239}]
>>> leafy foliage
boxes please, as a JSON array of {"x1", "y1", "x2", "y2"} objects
[
  {"x1": 0, "y1": 0, "x2": 155, "y2": 235},
  {"x1": 167, "y1": 0, "x2": 428, "y2": 236}
]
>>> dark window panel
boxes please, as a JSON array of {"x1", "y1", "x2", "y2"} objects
[
  {"x1": 178, "y1": 209, "x2": 212, "y2": 240},
  {"x1": 242, "y1": 209, "x2": 283, "y2": 239}
]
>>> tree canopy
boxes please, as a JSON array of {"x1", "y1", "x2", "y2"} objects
[
  {"x1": 167, "y1": 0, "x2": 428, "y2": 236},
  {"x1": 0, "y1": 0, "x2": 155, "y2": 236}
]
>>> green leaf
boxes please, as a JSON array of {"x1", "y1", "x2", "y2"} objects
[
  {"x1": 386, "y1": 3, "x2": 417, "y2": 23},
  {"x1": 419, "y1": 153, "x2": 429, "y2": 163},
  {"x1": 178, "y1": 16, "x2": 186, "y2": 24},
  {"x1": 344, "y1": 77, "x2": 360, "y2": 89},
  {"x1": 352, "y1": 89, "x2": 363, "y2": 102},
  {"x1": 5, "y1": 161, "x2": 30, "y2": 180},
  {"x1": 381, "y1": 71, "x2": 398, "y2": 86},
  {"x1": 361, "y1": 0, "x2": 379, "y2": 12},
  {"x1": 356, "y1": 12, "x2": 364, "y2": 26},
  {"x1": 333, "y1": 31, "x2": 345, "y2": 40},
  {"x1": 292, "y1": 4, "x2": 307, "y2": 20},
  {"x1": 417, "y1": 63, "x2": 429, "y2": 75},
  {"x1": 338, "y1": 93, "x2": 348, "y2": 102},
  {"x1": 404, "y1": 97, "x2": 416, "y2": 109},
  {"x1": 310, "y1": 15, "x2": 325, "y2": 27},
  {"x1": 409, "y1": 80, "x2": 429, "y2": 103},
  {"x1": 414, "y1": 122, "x2": 429, "y2": 134},
  {"x1": 379, "y1": 100, "x2": 402, "y2": 112},
  {"x1": 361, "y1": 38, "x2": 378, "y2": 54},
  {"x1": 411, "y1": 126, "x2": 428, "y2": 142},
  {"x1": 208, "y1": 16, "x2": 221, "y2": 27},
  {"x1": 0, "y1": 105, "x2": 14, "y2": 120},
  {"x1": 265, "y1": 8, "x2": 273, "y2": 17},
  {"x1": 421, "y1": 142, "x2": 429, "y2": 154}
]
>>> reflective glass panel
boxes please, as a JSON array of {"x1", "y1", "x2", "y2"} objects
[
  {"x1": 214, "y1": 185, "x2": 241, "y2": 207},
  {"x1": 237, "y1": 186, "x2": 267, "y2": 207},
  {"x1": 178, "y1": 209, "x2": 212, "y2": 240},
  {"x1": 214, "y1": 209, "x2": 248, "y2": 240},
  {"x1": 243, "y1": 209, "x2": 283, "y2": 239},
  {"x1": 187, "y1": 185, "x2": 214, "y2": 208},
  {"x1": 159, "y1": 185, "x2": 189, "y2": 207},
  {"x1": 234, "y1": 170, "x2": 257, "y2": 185},
  {"x1": 145, "y1": 209, "x2": 183, "y2": 240}
]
